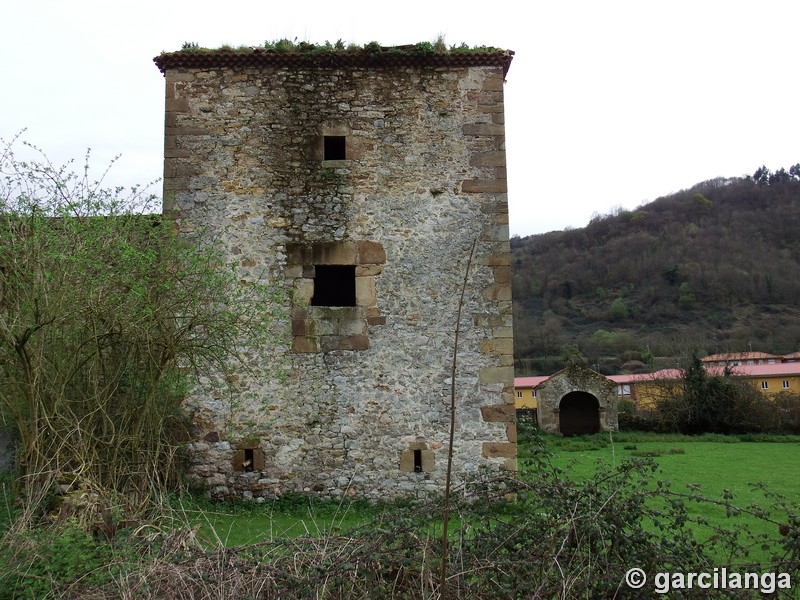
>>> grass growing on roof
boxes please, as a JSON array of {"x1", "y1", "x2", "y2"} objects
[{"x1": 176, "y1": 37, "x2": 501, "y2": 55}]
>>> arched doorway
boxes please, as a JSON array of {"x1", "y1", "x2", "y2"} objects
[{"x1": 559, "y1": 392, "x2": 600, "y2": 436}]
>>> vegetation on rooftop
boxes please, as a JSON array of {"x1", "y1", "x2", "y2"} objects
[{"x1": 176, "y1": 36, "x2": 502, "y2": 55}]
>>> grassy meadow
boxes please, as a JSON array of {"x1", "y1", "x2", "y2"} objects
[
  {"x1": 540, "y1": 431, "x2": 799, "y2": 509},
  {"x1": 521, "y1": 431, "x2": 800, "y2": 563},
  {"x1": 169, "y1": 493, "x2": 385, "y2": 547},
  {"x1": 3, "y1": 432, "x2": 795, "y2": 552},
  {"x1": 170, "y1": 431, "x2": 800, "y2": 551}
]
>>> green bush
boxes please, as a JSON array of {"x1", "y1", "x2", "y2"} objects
[
  {"x1": 0, "y1": 519, "x2": 135, "y2": 599},
  {"x1": 626, "y1": 356, "x2": 800, "y2": 435}
]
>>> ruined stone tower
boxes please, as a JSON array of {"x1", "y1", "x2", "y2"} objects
[{"x1": 154, "y1": 44, "x2": 515, "y2": 500}]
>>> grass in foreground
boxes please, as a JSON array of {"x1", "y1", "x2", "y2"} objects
[
  {"x1": 524, "y1": 430, "x2": 800, "y2": 564},
  {"x1": 177, "y1": 431, "x2": 800, "y2": 550},
  {"x1": 0, "y1": 432, "x2": 798, "y2": 598},
  {"x1": 170, "y1": 493, "x2": 385, "y2": 547}
]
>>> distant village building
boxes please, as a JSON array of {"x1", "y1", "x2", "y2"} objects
[
  {"x1": 515, "y1": 352, "x2": 800, "y2": 424},
  {"x1": 154, "y1": 45, "x2": 516, "y2": 500},
  {"x1": 701, "y1": 352, "x2": 779, "y2": 367}
]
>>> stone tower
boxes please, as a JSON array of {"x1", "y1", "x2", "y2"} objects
[{"x1": 154, "y1": 44, "x2": 515, "y2": 500}]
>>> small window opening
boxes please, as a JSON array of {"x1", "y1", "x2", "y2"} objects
[
  {"x1": 243, "y1": 448, "x2": 254, "y2": 472},
  {"x1": 413, "y1": 449, "x2": 423, "y2": 473},
  {"x1": 312, "y1": 265, "x2": 356, "y2": 306},
  {"x1": 323, "y1": 136, "x2": 346, "y2": 160}
]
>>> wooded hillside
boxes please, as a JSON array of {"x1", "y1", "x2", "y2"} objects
[{"x1": 512, "y1": 165, "x2": 800, "y2": 375}]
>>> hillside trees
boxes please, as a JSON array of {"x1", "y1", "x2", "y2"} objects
[
  {"x1": 512, "y1": 165, "x2": 800, "y2": 374},
  {"x1": 0, "y1": 136, "x2": 278, "y2": 517}
]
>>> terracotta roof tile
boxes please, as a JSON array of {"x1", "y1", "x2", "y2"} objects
[
  {"x1": 154, "y1": 47, "x2": 514, "y2": 77},
  {"x1": 701, "y1": 352, "x2": 779, "y2": 362},
  {"x1": 514, "y1": 376, "x2": 549, "y2": 388},
  {"x1": 519, "y1": 363, "x2": 800, "y2": 389}
]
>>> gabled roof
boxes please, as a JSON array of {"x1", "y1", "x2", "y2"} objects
[
  {"x1": 517, "y1": 363, "x2": 800, "y2": 389},
  {"x1": 702, "y1": 352, "x2": 779, "y2": 363},
  {"x1": 607, "y1": 369, "x2": 682, "y2": 384},
  {"x1": 727, "y1": 362, "x2": 800, "y2": 377},
  {"x1": 514, "y1": 376, "x2": 549, "y2": 388}
]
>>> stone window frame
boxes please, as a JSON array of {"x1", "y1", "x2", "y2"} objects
[
  {"x1": 400, "y1": 442, "x2": 435, "y2": 474},
  {"x1": 232, "y1": 443, "x2": 266, "y2": 473},
  {"x1": 313, "y1": 122, "x2": 365, "y2": 166},
  {"x1": 287, "y1": 241, "x2": 386, "y2": 353}
]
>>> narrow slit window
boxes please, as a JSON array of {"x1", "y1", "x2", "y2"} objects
[
  {"x1": 413, "y1": 449, "x2": 423, "y2": 473},
  {"x1": 243, "y1": 448, "x2": 254, "y2": 472},
  {"x1": 312, "y1": 265, "x2": 356, "y2": 306},
  {"x1": 323, "y1": 136, "x2": 346, "y2": 160}
]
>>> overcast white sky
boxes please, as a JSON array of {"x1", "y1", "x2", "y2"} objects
[{"x1": 2, "y1": 0, "x2": 798, "y2": 236}]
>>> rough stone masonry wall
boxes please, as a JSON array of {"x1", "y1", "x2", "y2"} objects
[
  {"x1": 162, "y1": 60, "x2": 515, "y2": 500},
  {"x1": 536, "y1": 367, "x2": 619, "y2": 434}
]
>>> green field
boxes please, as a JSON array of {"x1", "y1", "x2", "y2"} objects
[
  {"x1": 2, "y1": 433, "x2": 798, "y2": 552},
  {"x1": 171, "y1": 432, "x2": 799, "y2": 551},
  {"x1": 169, "y1": 494, "x2": 384, "y2": 547},
  {"x1": 528, "y1": 432, "x2": 800, "y2": 563},
  {"x1": 543, "y1": 432, "x2": 799, "y2": 499}
]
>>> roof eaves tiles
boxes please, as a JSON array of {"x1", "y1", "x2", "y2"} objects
[{"x1": 154, "y1": 48, "x2": 514, "y2": 77}]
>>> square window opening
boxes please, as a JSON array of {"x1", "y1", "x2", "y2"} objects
[
  {"x1": 323, "y1": 136, "x2": 346, "y2": 160},
  {"x1": 312, "y1": 265, "x2": 356, "y2": 306}
]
